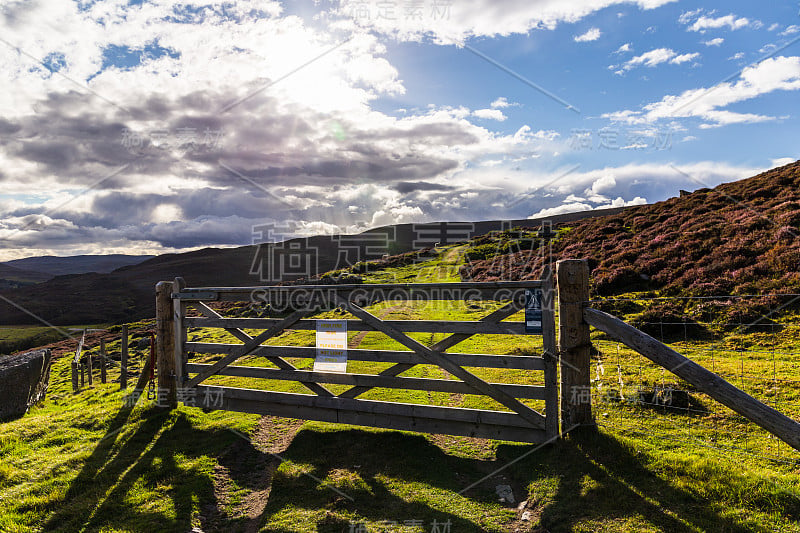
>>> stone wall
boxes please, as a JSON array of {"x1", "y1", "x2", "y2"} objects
[{"x1": 0, "y1": 349, "x2": 52, "y2": 420}]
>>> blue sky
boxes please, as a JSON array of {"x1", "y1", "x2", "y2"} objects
[
  {"x1": 362, "y1": 1, "x2": 799, "y2": 170},
  {"x1": 0, "y1": 0, "x2": 798, "y2": 259}
]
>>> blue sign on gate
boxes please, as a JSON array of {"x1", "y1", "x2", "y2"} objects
[{"x1": 525, "y1": 289, "x2": 543, "y2": 334}]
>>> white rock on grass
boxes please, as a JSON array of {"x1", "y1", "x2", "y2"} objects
[{"x1": 495, "y1": 484, "x2": 515, "y2": 505}]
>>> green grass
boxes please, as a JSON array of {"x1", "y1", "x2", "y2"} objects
[
  {"x1": 1, "y1": 248, "x2": 799, "y2": 531},
  {"x1": 0, "y1": 324, "x2": 107, "y2": 357}
]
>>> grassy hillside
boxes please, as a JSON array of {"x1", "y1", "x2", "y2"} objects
[
  {"x1": 2, "y1": 255, "x2": 154, "y2": 278},
  {"x1": 0, "y1": 263, "x2": 51, "y2": 289},
  {"x1": 0, "y1": 325, "x2": 105, "y2": 357},
  {"x1": 1, "y1": 247, "x2": 798, "y2": 532},
  {"x1": 0, "y1": 211, "x2": 626, "y2": 326},
  {"x1": 463, "y1": 160, "x2": 800, "y2": 298}
]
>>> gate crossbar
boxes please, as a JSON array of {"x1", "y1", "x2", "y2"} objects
[
  {"x1": 333, "y1": 294, "x2": 546, "y2": 430},
  {"x1": 338, "y1": 300, "x2": 524, "y2": 399},
  {"x1": 190, "y1": 301, "x2": 333, "y2": 396},
  {"x1": 186, "y1": 308, "x2": 312, "y2": 389}
]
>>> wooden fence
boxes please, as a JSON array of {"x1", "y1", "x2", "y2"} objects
[
  {"x1": 71, "y1": 326, "x2": 131, "y2": 393},
  {"x1": 155, "y1": 266, "x2": 588, "y2": 443},
  {"x1": 150, "y1": 258, "x2": 800, "y2": 450},
  {"x1": 583, "y1": 307, "x2": 800, "y2": 452}
]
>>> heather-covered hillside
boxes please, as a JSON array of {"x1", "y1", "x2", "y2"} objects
[{"x1": 462, "y1": 161, "x2": 800, "y2": 298}]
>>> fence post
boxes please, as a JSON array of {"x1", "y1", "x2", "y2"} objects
[
  {"x1": 80, "y1": 362, "x2": 85, "y2": 387},
  {"x1": 556, "y1": 259, "x2": 594, "y2": 431},
  {"x1": 156, "y1": 281, "x2": 177, "y2": 409},
  {"x1": 120, "y1": 325, "x2": 128, "y2": 390},
  {"x1": 71, "y1": 361, "x2": 79, "y2": 392},
  {"x1": 100, "y1": 339, "x2": 107, "y2": 384}
]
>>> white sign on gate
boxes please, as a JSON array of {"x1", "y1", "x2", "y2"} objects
[{"x1": 314, "y1": 319, "x2": 348, "y2": 372}]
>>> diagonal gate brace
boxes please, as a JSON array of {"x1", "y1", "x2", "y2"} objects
[
  {"x1": 190, "y1": 301, "x2": 333, "y2": 396},
  {"x1": 338, "y1": 300, "x2": 524, "y2": 399},
  {"x1": 185, "y1": 308, "x2": 316, "y2": 389},
  {"x1": 332, "y1": 294, "x2": 545, "y2": 430}
]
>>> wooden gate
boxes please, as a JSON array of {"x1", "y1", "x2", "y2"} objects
[{"x1": 161, "y1": 272, "x2": 560, "y2": 443}]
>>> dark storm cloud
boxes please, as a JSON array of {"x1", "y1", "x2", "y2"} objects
[
  {"x1": 0, "y1": 118, "x2": 21, "y2": 135},
  {"x1": 394, "y1": 181, "x2": 457, "y2": 193},
  {"x1": 140, "y1": 217, "x2": 256, "y2": 248},
  {"x1": 1, "y1": 75, "x2": 505, "y2": 254},
  {"x1": 16, "y1": 140, "x2": 78, "y2": 168},
  {"x1": 4, "y1": 83, "x2": 479, "y2": 190}
]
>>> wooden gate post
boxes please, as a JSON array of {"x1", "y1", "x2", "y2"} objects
[
  {"x1": 541, "y1": 267, "x2": 560, "y2": 440},
  {"x1": 556, "y1": 259, "x2": 594, "y2": 430},
  {"x1": 120, "y1": 325, "x2": 129, "y2": 390},
  {"x1": 156, "y1": 281, "x2": 177, "y2": 409}
]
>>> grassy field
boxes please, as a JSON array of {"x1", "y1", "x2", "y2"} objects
[
  {"x1": 0, "y1": 324, "x2": 108, "y2": 358},
  {"x1": 0, "y1": 246, "x2": 798, "y2": 532}
]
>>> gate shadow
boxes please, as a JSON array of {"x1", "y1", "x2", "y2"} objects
[
  {"x1": 494, "y1": 429, "x2": 767, "y2": 532},
  {"x1": 38, "y1": 408, "x2": 775, "y2": 532},
  {"x1": 252, "y1": 427, "x2": 760, "y2": 533},
  {"x1": 40, "y1": 406, "x2": 259, "y2": 532}
]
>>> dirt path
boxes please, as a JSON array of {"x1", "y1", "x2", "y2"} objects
[
  {"x1": 347, "y1": 304, "x2": 406, "y2": 349},
  {"x1": 202, "y1": 415, "x2": 305, "y2": 533}
]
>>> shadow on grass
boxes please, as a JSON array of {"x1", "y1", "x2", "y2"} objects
[
  {"x1": 255, "y1": 428, "x2": 493, "y2": 532},
  {"x1": 255, "y1": 427, "x2": 775, "y2": 533},
  {"x1": 38, "y1": 406, "x2": 787, "y2": 532},
  {"x1": 40, "y1": 404, "x2": 247, "y2": 532},
  {"x1": 495, "y1": 428, "x2": 786, "y2": 532}
]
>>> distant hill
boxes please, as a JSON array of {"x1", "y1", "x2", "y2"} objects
[
  {"x1": 2, "y1": 254, "x2": 154, "y2": 277},
  {"x1": 0, "y1": 209, "x2": 626, "y2": 325},
  {"x1": 0, "y1": 264, "x2": 51, "y2": 289},
  {"x1": 464, "y1": 160, "x2": 800, "y2": 299}
]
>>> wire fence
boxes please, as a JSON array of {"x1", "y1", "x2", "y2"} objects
[{"x1": 587, "y1": 293, "x2": 800, "y2": 464}]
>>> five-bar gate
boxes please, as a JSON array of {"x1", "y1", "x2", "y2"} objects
[{"x1": 161, "y1": 271, "x2": 564, "y2": 443}]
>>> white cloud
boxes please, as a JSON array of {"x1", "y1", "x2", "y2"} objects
[
  {"x1": 703, "y1": 38, "x2": 725, "y2": 46},
  {"x1": 527, "y1": 161, "x2": 760, "y2": 218},
  {"x1": 781, "y1": 25, "x2": 800, "y2": 36},
  {"x1": 513, "y1": 125, "x2": 560, "y2": 141},
  {"x1": 473, "y1": 108, "x2": 507, "y2": 121},
  {"x1": 681, "y1": 11, "x2": 761, "y2": 33},
  {"x1": 591, "y1": 174, "x2": 617, "y2": 194},
  {"x1": 613, "y1": 196, "x2": 647, "y2": 207},
  {"x1": 671, "y1": 52, "x2": 701, "y2": 64},
  {"x1": 530, "y1": 202, "x2": 594, "y2": 218},
  {"x1": 335, "y1": 0, "x2": 677, "y2": 43},
  {"x1": 604, "y1": 56, "x2": 800, "y2": 127},
  {"x1": 615, "y1": 48, "x2": 700, "y2": 72},
  {"x1": 490, "y1": 97, "x2": 517, "y2": 108},
  {"x1": 574, "y1": 27, "x2": 602, "y2": 42},
  {"x1": 729, "y1": 52, "x2": 745, "y2": 61},
  {"x1": 370, "y1": 204, "x2": 424, "y2": 227},
  {"x1": 771, "y1": 157, "x2": 797, "y2": 168},
  {"x1": 3, "y1": 1, "x2": 585, "y2": 258},
  {"x1": 615, "y1": 42, "x2": 633, "y2": 53}
]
